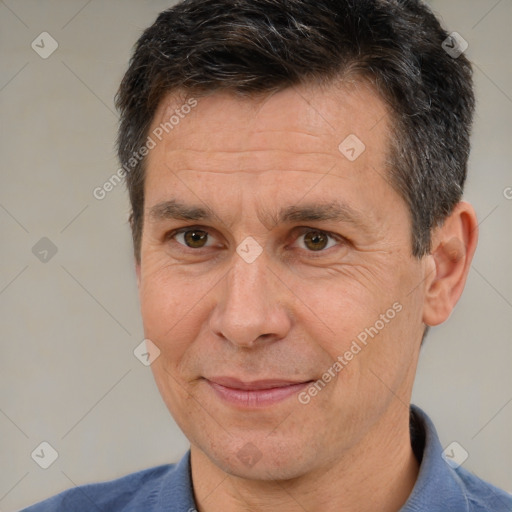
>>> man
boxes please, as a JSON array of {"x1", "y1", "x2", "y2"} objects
[{"x1": 22, "y1": 0, "x2": 512, "y2": 511}]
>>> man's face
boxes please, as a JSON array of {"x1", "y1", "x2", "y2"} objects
[{"x1": 137, "y1": 82, "x2": 429, "y2": 479}]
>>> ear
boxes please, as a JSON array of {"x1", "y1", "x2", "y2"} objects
[{"x1": 422, "y1": 201, "x2": 479, "y2": 326}]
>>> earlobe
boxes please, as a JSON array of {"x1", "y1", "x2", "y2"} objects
[{"x1": 422, "y1": 202, "x2": 479, "y2": 326}]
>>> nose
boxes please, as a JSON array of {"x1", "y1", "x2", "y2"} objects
[{"x1": 208, "y1": 254, "x2": 292, "y2": 348}]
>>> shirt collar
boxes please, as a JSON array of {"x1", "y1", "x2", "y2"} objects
[
  {"x1": 158, "y1": 448, "x2": 196, "y2": 510},
  {"x1": 400, "y1": 404, "x2": 469, "y2": 511}
]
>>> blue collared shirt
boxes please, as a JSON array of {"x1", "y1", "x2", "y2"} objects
[{"x1": 21, "y1": 405, "x2": 512, "y2": 511}]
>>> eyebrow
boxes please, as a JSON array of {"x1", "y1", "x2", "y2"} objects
[
  {"x1": 148, "y1": 199, "x2": 368, "y2": 231},
  {"x1": 149, "y1": 200, "x2": 215, "y2": 222}
]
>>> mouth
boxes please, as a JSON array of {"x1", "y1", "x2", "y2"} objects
[{"x1": 204, "y1": 377, "x2": 314, "y2": 408}]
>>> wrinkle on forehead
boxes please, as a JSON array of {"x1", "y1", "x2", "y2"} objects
[
  {"x1": 154, "y1": 83, "x2": 387, "y2": 149},
  {"x1": 152, "y1": 81, "x2": 386, "y2": 145},
  {"x1": 163, "y1": 148, "x2": 340, "y2": 176},
  {"x1": 146, "y1": 82, "x2": 393, "y2": 204},
  {"x1": 153, "y1": 77, "x2": 385, "y2": 128}
]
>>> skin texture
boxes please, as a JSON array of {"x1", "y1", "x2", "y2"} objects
[{"x1": 136, "y1": 81, "x2": 478, "y2": 512}]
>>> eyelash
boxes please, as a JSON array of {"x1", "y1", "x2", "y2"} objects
[{"x1": 166, "y1": 226, "x2": 346, "y2": 256}]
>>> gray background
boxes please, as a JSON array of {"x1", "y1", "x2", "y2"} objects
[{"x1": 0, "y1": 1, "x2": 511, "y2": 510}]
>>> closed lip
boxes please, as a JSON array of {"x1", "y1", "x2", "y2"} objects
[{"x1": 205, "y1": 377, "x2": 313, "y2": 390}]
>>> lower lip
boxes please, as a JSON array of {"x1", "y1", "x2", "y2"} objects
[{"x1": 206, "y1": 380, "x2": 311, "y2": 408}]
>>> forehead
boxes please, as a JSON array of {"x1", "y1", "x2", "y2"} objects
[
  {"x1": 143, "y1": 81, "x2": 396, "y2": 228},
  {"x1": 147, "y1": 80, "x2": 390, "y2": 171}
]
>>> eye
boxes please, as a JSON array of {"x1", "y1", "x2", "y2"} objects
[
  {"x1": 171, "y1": 228, "x2": 214, "y2": 249},
  {"x1": 294, "y1": 228, "x2": 341, "y2": 252}
]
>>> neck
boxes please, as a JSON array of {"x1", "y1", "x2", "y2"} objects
[{"x1": 190, "y1": 404, "x2": 420, "y2": 512}]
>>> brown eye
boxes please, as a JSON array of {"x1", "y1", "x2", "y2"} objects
[
  {"x1": 179, "y1": 229, "x2": 209, "y2": 248},
  {"x1": 303, "y1": 231, "x2": 329, "y2": 251},
  {"x1": 293, "y1": 228, "x2": 341, "y2": 254}
]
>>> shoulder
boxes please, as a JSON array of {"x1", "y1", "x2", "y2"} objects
[
  {"x1": 454, "y1": 465, "x2": 512, "y2": 512},
  {"x1": 407, "y1": 405, "x2": 512, "y2": 512},
  {"x1": 20, "y1": 464, "x2": 177, "y2": 512}
]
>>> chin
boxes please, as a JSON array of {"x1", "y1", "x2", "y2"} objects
[{"x1": 199, "y1": 433, "x2": 315, "y2": 482}]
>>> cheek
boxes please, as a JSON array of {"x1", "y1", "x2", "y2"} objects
[
  {"x1": 138, "y1": 262, "x2": 224, "y2": 377},
  {"x1": 288, "y1": 272, "x2": 397, "y2": 357},
  {"x1": 298, "y1": 266, "x2": 421, "y2": 390},
  {"x1": 139, "y1": 259, "x2": 198, "y2": 331},
  {"x1": 139, "y1": 280, "x2": 176, "y2": 337},
  {"x1": 138, "y1": 269, "x2": 193, "y2": 363}
]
